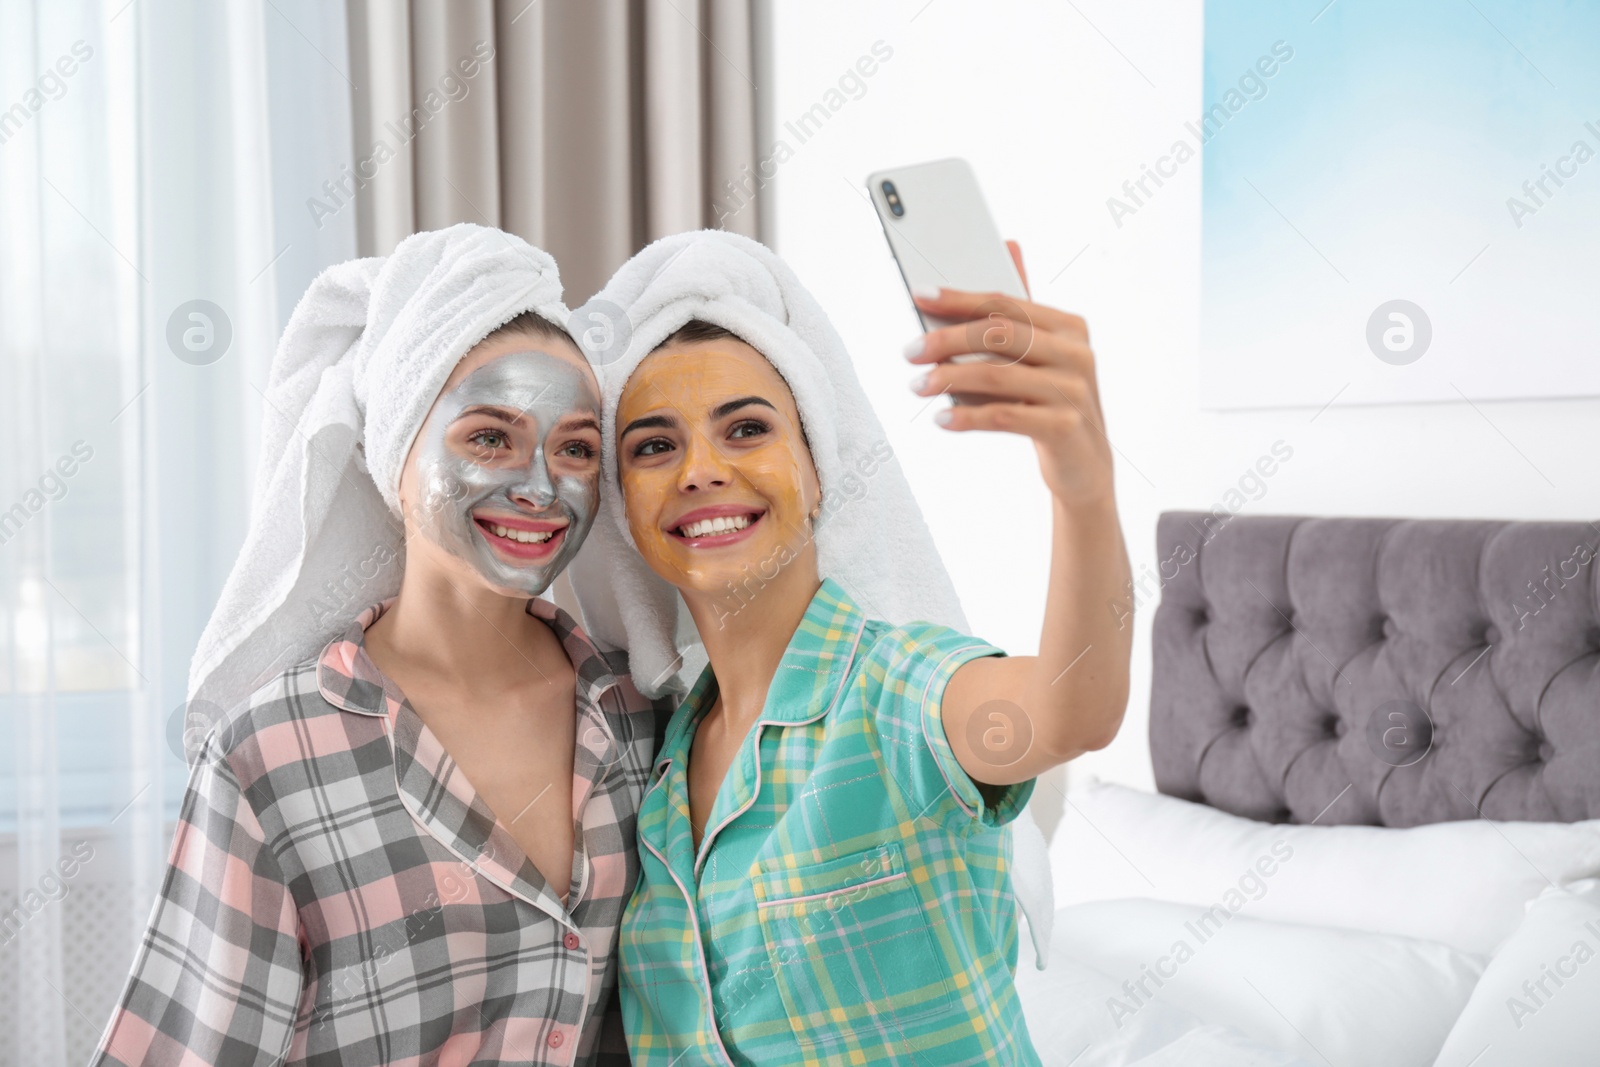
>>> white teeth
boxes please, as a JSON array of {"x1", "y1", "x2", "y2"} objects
[
  {"x1": 489, "y1": 523, "x2": 554, "y2": 544},
  {"x1": 678, "y1": 514, "x2": 754, "y2": 539}
]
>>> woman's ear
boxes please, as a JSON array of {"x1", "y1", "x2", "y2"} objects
[
  {"x1": 393, "y1": 433, "x2": 431, "y2": 536},
  {"x1": 394, "y1": 452, "x2": 415, "y2": 527},
  {"x1": 805, "y1": 459, "x2": 823, "y2": 524}
]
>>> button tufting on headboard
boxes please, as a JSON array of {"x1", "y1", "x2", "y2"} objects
[{"x1": 1150, "y1": 512, "x2": 1600, "y2": 826}]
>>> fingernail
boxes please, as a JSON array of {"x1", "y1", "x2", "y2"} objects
[
  {"x1": 902, "y1": 336, "x2": 925, "y2": 360},
  {"x1": 909, "y1": 373, "x2": 930, "y2": 393},
  {"x1": 933, "y1": 408, "x2": 954, "y2": 427},
  {"x1": 911, "y1": 284, "x2": 942, "y2": 302}
]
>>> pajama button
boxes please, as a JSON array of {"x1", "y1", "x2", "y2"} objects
[
  {"x1": 547, "y1": 1031, "x2": 564, "y2": 1048},
  {"x1": 563, "y1": 932, "x2": 580, "y2": 950}
]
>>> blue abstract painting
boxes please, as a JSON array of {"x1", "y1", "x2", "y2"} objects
[{"x1": 1200, "y1": 0, "x2": 1600, "y2": 408}]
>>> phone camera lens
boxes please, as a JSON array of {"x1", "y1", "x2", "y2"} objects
[{"x1": 881, "y1": 180, "x2": 904, "y2": 218}]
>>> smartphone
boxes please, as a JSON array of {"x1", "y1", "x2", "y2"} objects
[
  {"x1": 866, "y1": 157, "x2": 1027, "y2": 335},
  {"x1": 867, "y1": 158, "x2": 1028, "y2": 405}
]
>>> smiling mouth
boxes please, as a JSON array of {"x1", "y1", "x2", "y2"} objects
[
  {"x1": 669, "y1": 510, "x2": 766, "y2": 545},
  {"x1": 485, "y1": 522, "x2": 555, "y2": 544},
  {"x1": 474, "y1": 516, "x2": 567, "y2": 559}
]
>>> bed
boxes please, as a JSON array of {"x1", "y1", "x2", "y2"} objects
[{"x1": 1016, "y1": 512, "x2": 1600, "y2": 1067}]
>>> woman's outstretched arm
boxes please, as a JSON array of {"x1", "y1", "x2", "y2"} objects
[{"x1": 907, "y1": 244, "x2": 1134, "y2": 787}]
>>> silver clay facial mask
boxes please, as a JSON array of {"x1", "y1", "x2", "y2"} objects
[{"x1": 409, "y1": 350, "x2": 600, "y2": 596}]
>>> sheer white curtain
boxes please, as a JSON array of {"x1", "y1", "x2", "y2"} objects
[
  {"x1": 1, "y1": 4, "x2": 152, "y2": 1062},
  {"x1": 0, "y1": 1, "x2": 352, "y2": 1062}
]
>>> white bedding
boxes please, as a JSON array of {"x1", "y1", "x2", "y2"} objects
[
  {"x1": 1015, "y1": 947, "x2": 1315, "y2": 1066},
  {"x1": 1026, "y1": 900, "x2": 1485, "y2": 1066},
  {"x1": 1432, "y1": 879, "x2": 1600, "y2": 1065},
  {"x1": 1024, "y1": 783, "x2": 1600, "y2": 1066},
  {"x1": 1049, "y1": 782, "x2": 1600, "y2": 956}
]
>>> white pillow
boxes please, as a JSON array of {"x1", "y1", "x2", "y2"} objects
[
  {"x1": 1432, "y1": 878, "x2": 1600, "y2": 1066},
  {"x1": 1054, "y1": 899, "x2": 1485, "y2": 1067},
  {"x1": 1049, "y1": 782, "x2": 1600, "y2": 955}
]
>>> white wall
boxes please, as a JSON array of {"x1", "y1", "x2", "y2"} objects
[{"x1": 765, "y1": 0, "x2": 1600, "y2": 804}]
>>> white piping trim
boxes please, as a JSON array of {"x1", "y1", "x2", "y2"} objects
[
  {"x1": 691, "y1": 617, "x2": 868, "y2": 879},
  {"x1": 383, "y1": 716, "x2": 567, "y2": 921},
  {"x1": 638, "y1": 767, "x2": 739, "y2": 1067},
  {"x1": 755, "y1": 870, "x2": 908, "y2": 909},
  {"x1": 921, "y1": 644, "x2": 987, "y2": 820}
]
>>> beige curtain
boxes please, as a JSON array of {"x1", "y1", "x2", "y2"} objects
[{"x1": 345, "y1": 0, "x2": 764, "y2": 303}]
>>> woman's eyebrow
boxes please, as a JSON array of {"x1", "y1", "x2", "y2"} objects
[
  {"x1": 556, "y1": 414, "x2": 602, "y2": 434},
  {"x1": 457, "y1": 404, "x2": 525, "y2": 425},
  {"x1": 710, "y1": 396, "x2": 777, "y2": 420},
  {"x1": 621, "y1": 412, "x2": 678, "y2": 436}
]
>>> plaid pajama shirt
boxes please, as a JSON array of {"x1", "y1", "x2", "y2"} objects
[
  {"x1": 92, "y1": 598, "x2": 662, "y2": 1067},
  {"x1": 619, "y1": 578, "x2": 1042, "y2": 1066}
]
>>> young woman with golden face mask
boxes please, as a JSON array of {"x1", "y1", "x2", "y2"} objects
[{"x1": 582, "y1": 231, "x2": 1133, "y2": 1066}]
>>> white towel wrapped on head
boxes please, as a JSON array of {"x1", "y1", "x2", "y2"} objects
[
  {"x1": 565, "y1": 228, "x2": 1054, "y2": 966},
  {"x1": 188, "y1": 223, "x2": 570, "y2": 721},
  {"x1": 567, "y1": 229, "x2": 969, "y2": 693}
]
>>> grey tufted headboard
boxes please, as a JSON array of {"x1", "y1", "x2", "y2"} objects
[{"x1": 1150, "y1": 512, "x2": 1600, "y2": 826}]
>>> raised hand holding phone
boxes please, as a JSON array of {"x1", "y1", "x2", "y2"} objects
[
  {"x1": 910, "y1": 249, "x2": 1133, "y2": 783},
  {"x1": 869, "y1": 157, "x2": 1132, "y2": 786},
  {"x1": 904, "y1": 246, "x2": 1115, "y2": 509}
]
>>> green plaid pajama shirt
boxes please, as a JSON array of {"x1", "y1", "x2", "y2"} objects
[{"x1": 619, "y1": 579, "x2": 1042, "y2": 1065}]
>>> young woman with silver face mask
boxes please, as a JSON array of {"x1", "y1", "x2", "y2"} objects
[{"x1": 92, "y1": 226, "x2": 657, "y2": 1067}]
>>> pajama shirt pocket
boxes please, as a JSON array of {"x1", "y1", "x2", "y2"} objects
[{"x1": 752, "y1": 842, "x2": 958, "y2": 1050}]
